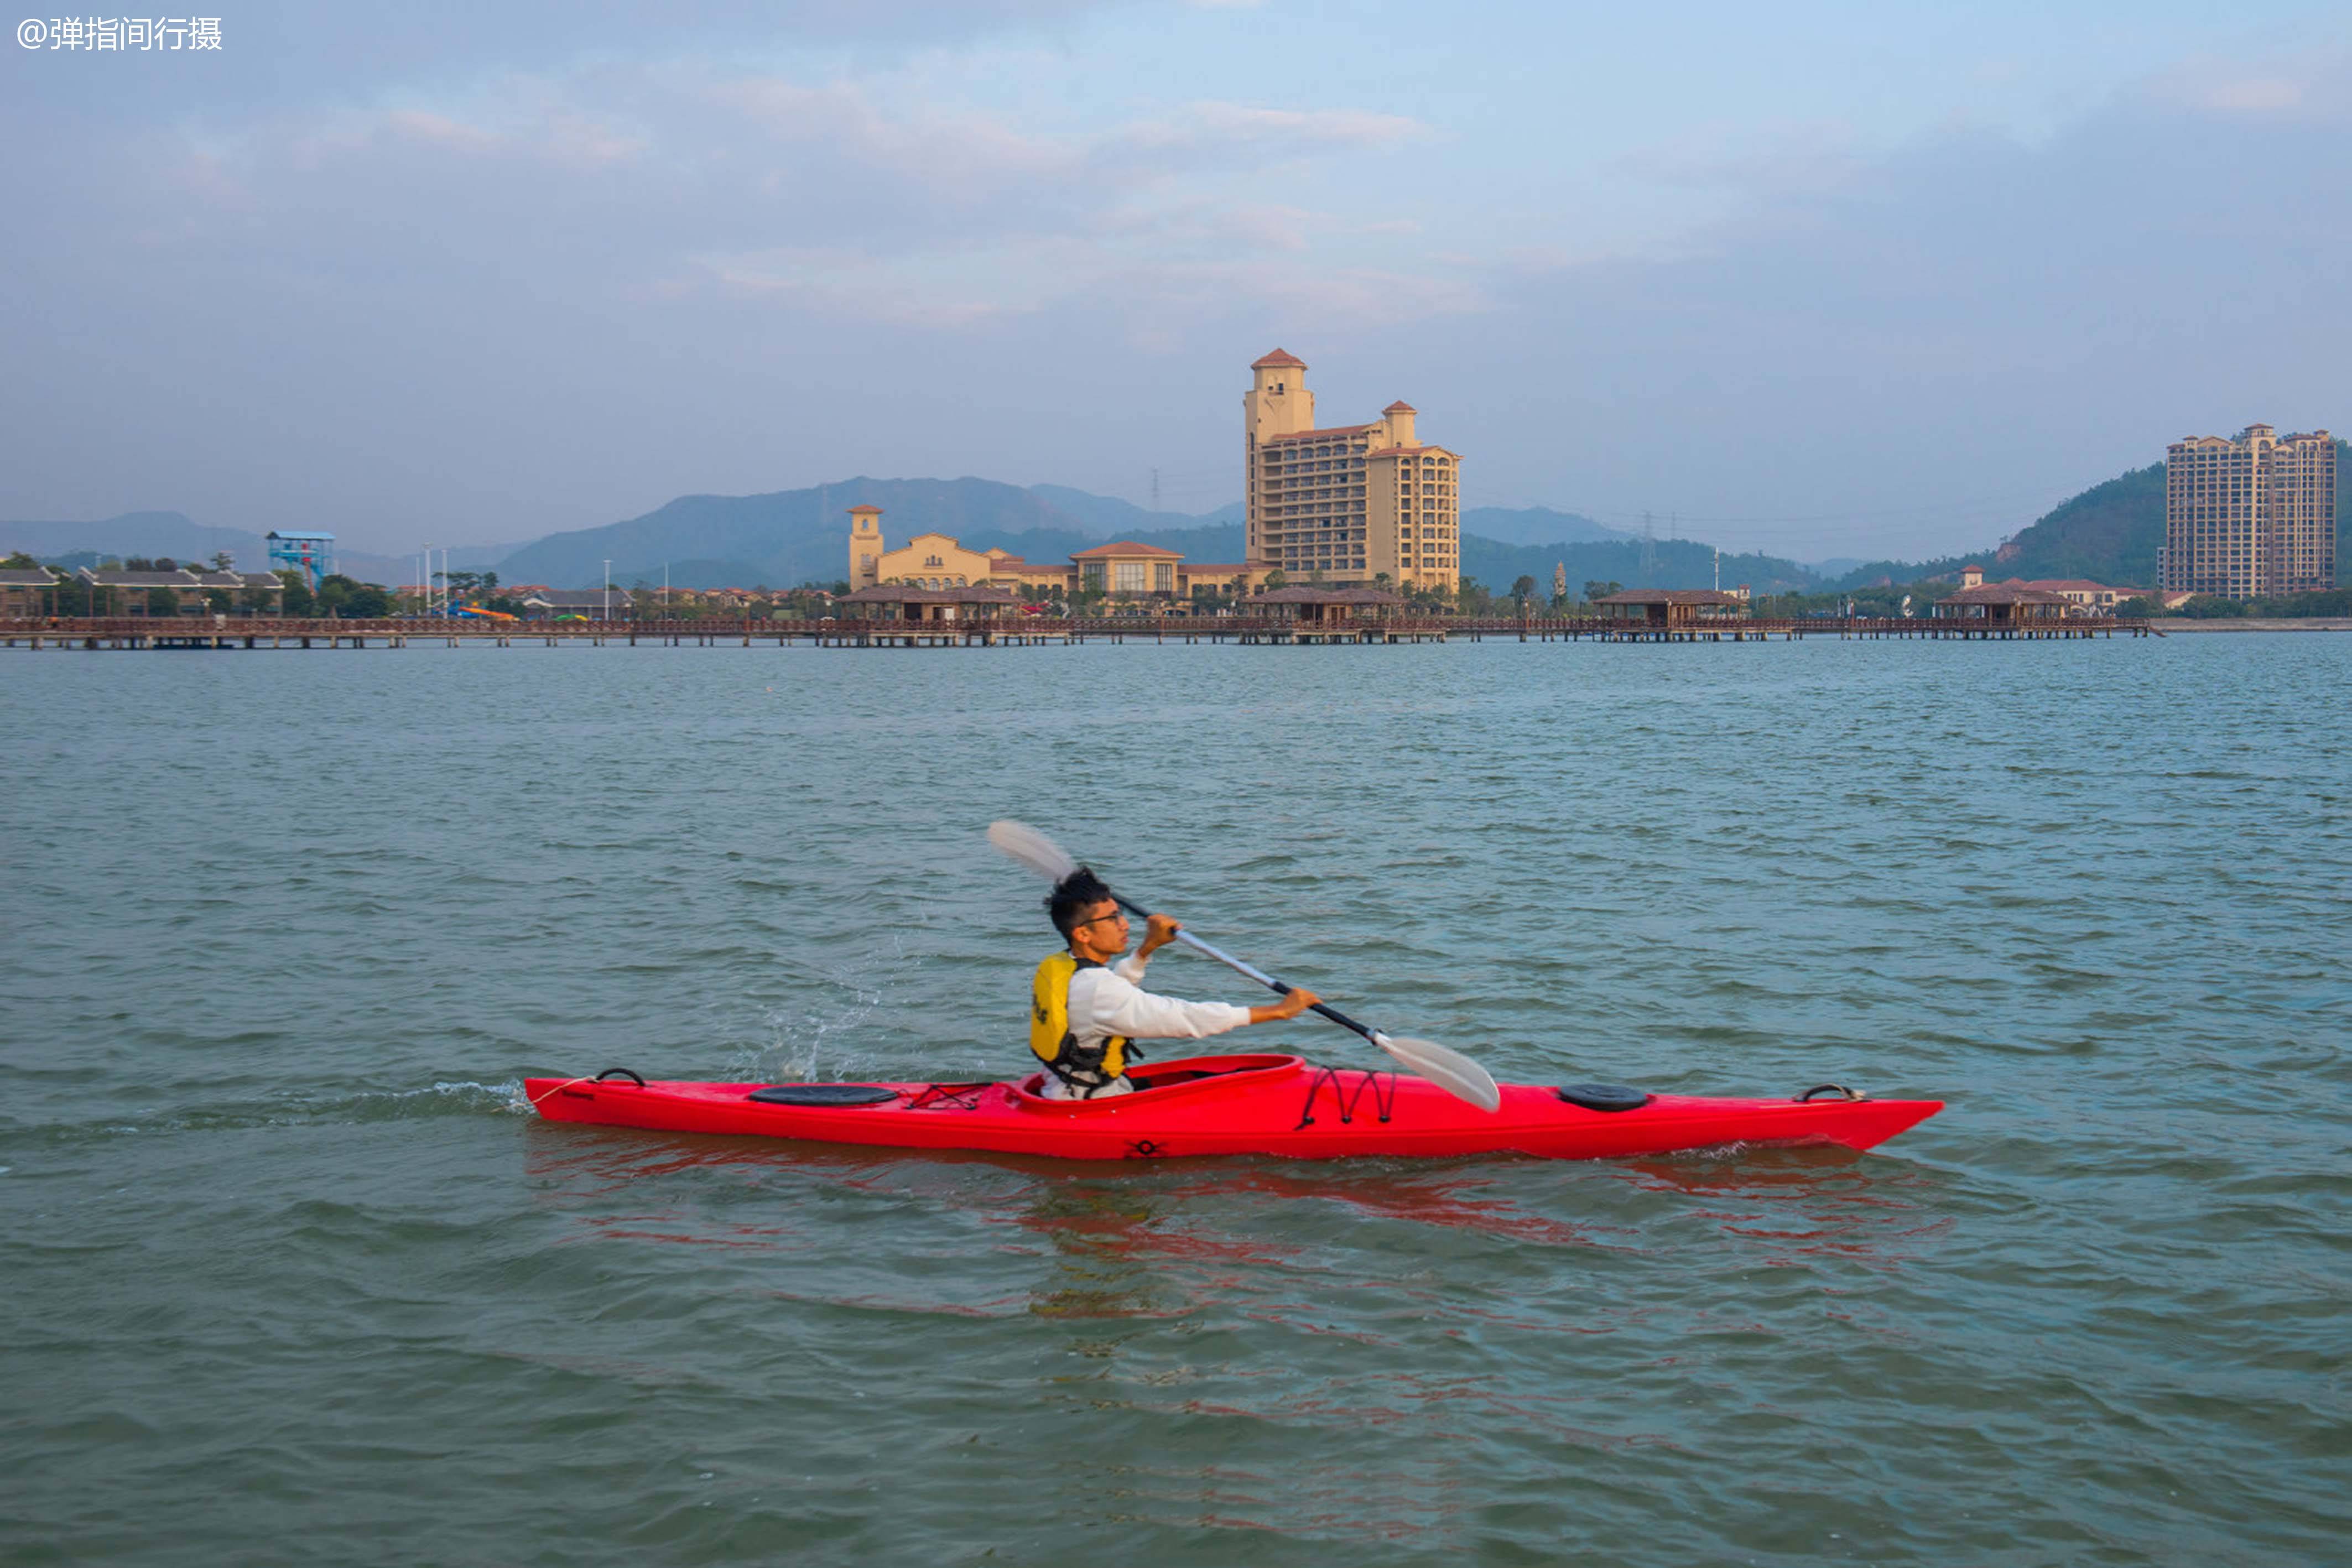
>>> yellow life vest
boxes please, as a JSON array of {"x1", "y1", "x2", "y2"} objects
[{"x1": 1031, "y1": 951, "x2": 1133, "y2": 1086}]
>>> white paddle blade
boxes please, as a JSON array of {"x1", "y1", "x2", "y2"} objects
[
  {"x1": 987, "y1": 819, "x2": 1080, "y2": 883},
  {"x1": 1375, "y1": 1034, "x2": 1502, "y2": 1113}
]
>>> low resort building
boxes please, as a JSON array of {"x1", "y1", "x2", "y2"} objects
[
  {"x1": 836, "y1": 584, "x2": 1019, "y2": 625},
  {"x1": 2013, "y1": 579, "x2": 2145, "y2": 613},
  {"x1": 1255, "y1": 586, "x2": 1405, "y2": 629},
  {"x1": 1, "y1": 565, "x2": 59, "y2": 616},
  {"x1": 1931, "y1": 566, "x2": 2072, "y2": 624},
  {"x1": 847, "y1": 507, "x2": 1277, "y2": 610},
  {"x1": 74, "y1": 566, "x2": 285, "y2": 615},
  {"x1": 1595, "y1": 589, "x2": 1751, "y2": 628},
  {"x1": 1928, "y1": 561, "x2": 2135, "y2": 616}
]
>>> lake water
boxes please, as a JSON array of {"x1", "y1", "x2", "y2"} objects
[{"x1": 3, "y1": 634, "x2": 2345, "y2": 1566}]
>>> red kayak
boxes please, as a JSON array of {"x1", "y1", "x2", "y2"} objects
[{"x1": 526, "y1": 1053, "x2": 1942, "y2": 1163}]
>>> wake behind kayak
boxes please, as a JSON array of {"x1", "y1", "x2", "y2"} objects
[{"x1": 525, "y1": 1053, "x2": 1942, "y2": 1163}]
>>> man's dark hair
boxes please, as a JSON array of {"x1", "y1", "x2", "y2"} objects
[{"x1": 1048, "y1": 867, "x2": 1115, "y2": 943}]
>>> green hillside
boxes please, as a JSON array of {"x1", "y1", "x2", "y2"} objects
[
  {"x1": 1996, "y1": 463, "x2": 2167, "y2": 584},
  {"x1": 1829, "y1": 440, "x2": 2348, "y2": 592},
  {"x1": 1458, "y1": 506, "x2": 1628, "y2": 546},
  {"x1": 1461, "y1": 536, "x2": 1819, "y2": 597}
]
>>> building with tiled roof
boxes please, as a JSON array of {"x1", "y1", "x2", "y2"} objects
[
  {"x1": 75, "y1": 567, "x2": 204, "y2": 614},
  {"x1": 2017, "y1": 578, "x2": 2147, "y2": 613},
  {"x1": 1596, "y1": 589, "x2": 1751, "y2": 627},
  {"x1": 0, "y1": 565, "x2": 59, "y2": 617},
  {"x1": 1255, "y1": 586, "x2": 1404, "y2": 627},
  {"x1": 1931, "y1": 581, "x2": 2072, "y2": 623},
  {"x1": 1243, "y1": 349, "x2": 1460, "y2": 591},
  {"x1": 1952, "y1": 563, "x2": 2138, "y2": 617},
  {"x1": 838, "y1": 582, "x2": 1018, "y2": 626},
  {"x1": 1069, "y1": 541, "x2": 1181, "y2": 559}
]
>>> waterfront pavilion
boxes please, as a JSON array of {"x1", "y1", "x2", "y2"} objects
[
  {"x1": 1253, "y1": 586, "x2": 1404, "y2": 627},
  {"x1": 837, "y1": 584, "x2": 1019, "y2": 624},
  {"x1": 1931, "y1": 582, "x2": 2072, "y2": 624},
  {"x1": 1596, "y1": 589, "x2": 1751, "y2": 627},
  {"x1": 77, "y1": 567, "x2": 205, "y2": 615}
]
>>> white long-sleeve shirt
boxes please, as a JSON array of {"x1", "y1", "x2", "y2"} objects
[{"x1": 1066, "y1": 950, "x2": 1252, "y2": 1058}]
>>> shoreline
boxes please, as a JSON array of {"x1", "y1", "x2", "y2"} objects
[{"x1": 2146, "y1": 618, "x2": 2352, "y2": 633}]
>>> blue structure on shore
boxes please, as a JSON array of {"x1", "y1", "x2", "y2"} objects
[{"x1": 266, "y1": 530, "x2": 335, "y2": 588}]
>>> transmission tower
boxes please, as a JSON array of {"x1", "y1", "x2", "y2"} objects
[
  {"x1": 1640, "y1": 512, "x2": 1656, "y2": 584},
  {"x1": 1151, "y1": 468, "x2": 1161, "y2": 513}
]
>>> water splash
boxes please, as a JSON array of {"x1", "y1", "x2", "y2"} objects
[{"x1": 745, "y1": 932, "x2": 924, "y2": 1084}]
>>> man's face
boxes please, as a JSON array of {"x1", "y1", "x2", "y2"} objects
[{"x1": 1070, "y1": 899, "x2": 1130, "y2": 955}]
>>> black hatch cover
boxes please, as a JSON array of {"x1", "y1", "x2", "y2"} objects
[
  {"x1": 746, "y1": 1084, "x2": 899, "y2": 1107},
  {"x1": 1555, "y1": 1083, "x2": 1652, "y2": 1112}
]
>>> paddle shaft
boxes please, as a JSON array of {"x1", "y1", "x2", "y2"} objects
[{"x1": 1105, "y1": 892, "x2": 1383, "y2": 1044}]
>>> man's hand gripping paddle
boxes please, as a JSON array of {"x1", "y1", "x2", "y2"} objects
[{"x1": 987, "y1": 820, "x2": 1501, "y2": 1113}]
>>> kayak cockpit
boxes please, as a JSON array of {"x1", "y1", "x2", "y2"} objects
[{"x1": 1010, "y1": 1052, "x2": 1305, "y2": 1112}]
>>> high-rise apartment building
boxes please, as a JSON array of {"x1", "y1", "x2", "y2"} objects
[
  {"x1": 1243, "y1": 350, "x2": 1461, "y2": 591},
  {"x1": 2163, "y1": 424, "x2": 2336, "y2": 599}
]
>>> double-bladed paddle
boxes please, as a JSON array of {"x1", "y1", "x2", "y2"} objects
[{"x1": 987, "y1": 819, "x2": 1501, "y2": 1113}]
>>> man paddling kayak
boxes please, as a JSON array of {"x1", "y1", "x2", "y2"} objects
[{"x1": 1032, "y1": 868, "x2": 1319, "y2": 1100}]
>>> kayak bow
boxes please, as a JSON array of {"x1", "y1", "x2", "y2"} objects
[{"x1": 526, "y1": 1054, "x2": 1941, "y2": 1162}]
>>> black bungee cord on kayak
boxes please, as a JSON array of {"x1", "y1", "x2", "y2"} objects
[{"x1": 1294, "y1": 1067, "x2": 1399, "y2": 1129}]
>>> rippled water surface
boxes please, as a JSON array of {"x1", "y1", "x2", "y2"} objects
[{"x1": 3, "y1": 635, "x2": 2346, "y2": 1566}]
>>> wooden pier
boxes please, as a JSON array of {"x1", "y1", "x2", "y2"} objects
[{"x1": 0, "y1": 612, "x2": 2150, "y2": 652}]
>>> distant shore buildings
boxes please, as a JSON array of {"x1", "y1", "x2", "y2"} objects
[
  {"x1": 842, "y1": 350, "x2": 1463, "y2": 606},
  {"x1": 2162, "y1": 424, "x2": 2336, "y2": 600}
]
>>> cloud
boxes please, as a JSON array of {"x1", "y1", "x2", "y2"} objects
[
  {"x1": 5, "y1": 31, "x2": 2344, "y2": 561},
  {"x1": 2142, "y1": 48, "x2": 2349, "y2": 122},
  {"x1": 1435, "y1": 53, "x2": 2352, "y2": 556},
  {"x1": 176, "y1": 65, "x2": 1450, "y2": 331},
  {"x1": 716, "y1": 79, "x2": 1426, "y2": 204}
]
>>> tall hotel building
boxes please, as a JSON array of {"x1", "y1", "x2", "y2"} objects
[
  {"x1": 2163, "y1": 424, "x2": 2336, "y2": 599},
  {"x1": 1244, "y1": 349, "x2": 1460, "y2": 590}
]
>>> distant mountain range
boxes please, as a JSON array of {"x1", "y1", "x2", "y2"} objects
[
  {"x1": 491, "y1": 483, "x2": 1656, "y2": 591},
  {"x1": 11, "y1": 443, "x2": 2343, "y2": 596},
  {"x1": 487, "y1": 478, "x2": 1262, "y2": 590}
]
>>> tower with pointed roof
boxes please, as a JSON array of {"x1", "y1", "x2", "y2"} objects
[
  {"x1": 1242, "y1": 351, "x2": 1461, "y2": 591},
  {"x1": 847, "y1": 506, "x2": 884, "y2": 590}
]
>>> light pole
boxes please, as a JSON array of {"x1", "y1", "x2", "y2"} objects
[{"x1": 603, "y1": 560, "x2": 612, "y2": 622}]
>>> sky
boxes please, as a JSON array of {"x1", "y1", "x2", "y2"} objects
[{"x1": 2, "y1": 0, "x2": 2345, "y2": 561}]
